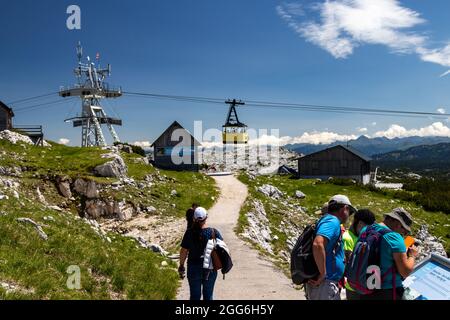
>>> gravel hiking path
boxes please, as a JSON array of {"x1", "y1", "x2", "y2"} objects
[{"x1": 177, "y1": 174, "x2": 304, "y2": 300}]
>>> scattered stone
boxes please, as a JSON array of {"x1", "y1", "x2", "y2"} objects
[
  {"x1": 16, "y1": 218, "x2": 48, "y2": 240},
  {"x1": 257, "y1": 184, "x2": 284, "y2": 199},
  {"x1": 146, "y1": 206, "x2": 157, "y2": 214},
  {"x1": 0, "y1": 194, "x2": 8, "y2": 200},
  {"x1": 128, "y1": 235, "x2": 168, "y2": 256},
  {"x1": 170, "y1": 190, "x2": 178, "y2": 197},
  {"x1": 294, "y1": 190, "x2": 306, "y2": 199},
  {"x1": 47, "y1": 205, "x2": 63, "y2": 212},
  {"x1": 161, "y1": 261, "x2": 168, "y2": 267},
  {"x1": 36, "y1": 187, "x2": 47, "y2": 205}
]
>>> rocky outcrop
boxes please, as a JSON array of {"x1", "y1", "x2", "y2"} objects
[
  {"x1": 415, "y1": 225, "x2": 448, "y2": 261},
  {"x1": 0, "y1": 165, "x2": 22, "y2": 177},
  {"x1": 242, "y1": 200, "x2": 274, "y2": 254},
  {"x1": 94, "y1": 153, "x2": 128, "y2": 178},
  {"x1": 84, "y1": 199, "x2": 137, "y2": 221},
  {"x1": 55, "y1": 176, "x2": 72, "y2": 198},
  {"x1": 257, "y1": 184, "x2": 284, "y2": 199},
  {"x1": 0, "y1": 130, "x2": 33, "y2": 145},
  {"x1": 73, "y1": 178, "x2": 99, "y2": 199}
]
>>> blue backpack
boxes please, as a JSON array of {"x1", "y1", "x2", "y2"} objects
[{"x1": 345, "y1": 225, "x2": 395, "y2": 295}]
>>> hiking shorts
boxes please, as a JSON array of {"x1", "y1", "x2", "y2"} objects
[{"x1": 305, "y1": 280, "x2": 341, "y2": 300}]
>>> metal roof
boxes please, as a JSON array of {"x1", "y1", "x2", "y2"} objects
[
  {"x1": 151, "y1": 120, "x2": 201, "y2": 147},
  {"x1": 297, "y1": 144, "x2": 372, "y2": 162}
]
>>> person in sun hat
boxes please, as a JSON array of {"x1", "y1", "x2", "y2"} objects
[
  {"x1": 359, "y1": 207, "x2": 418, "y2": 300},
  {"x1": 178, "y1": 207, "x2": 224, "y2": 300},
  {"x1": 305, "y1": 194, "x2": 355, "y2": 300}
]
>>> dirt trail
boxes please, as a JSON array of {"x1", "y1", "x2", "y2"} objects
[{"x1": 177, "y1": 174, "x2": 304, "y2": 300}]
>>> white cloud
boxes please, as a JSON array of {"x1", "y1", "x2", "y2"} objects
[
  {"x1": 437, "y1": 108, "x2": 446, "y2": 114},
  {"x1": 132, "y1": 141, "x2": 152, "y2": 148},
  {"x1": 357, "y1": 127, "x2": 368, "y2": 133},
  {"x1": 58, "y1": 138, "x2": 70, "y2": 145},
  {"x1": 373, "y1": 122, "x2": 450, "y2": 138},
  {"x1": 246, "y1": 131, "x2": 357, "y2": 146},
  {"x1": 371, "y1": 122, "x2": 377, "y2": 126},
  {"x1": 277, "y1": 0, "x2": 450, "y2": 70}
]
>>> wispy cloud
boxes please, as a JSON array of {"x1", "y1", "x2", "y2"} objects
[
  {"x1": 58, "y1": 138, "x2": 70, "y2": 145},
  {"x1": 437, "y1": 108, "x2": 446, "y2": 114},
  {"x1": 277, "y1": 0, "x2": 450, "y2": 71}
]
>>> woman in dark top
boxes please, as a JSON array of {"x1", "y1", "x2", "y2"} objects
[{"x1": 178, "y1": 207, "x2": 223, "y2": 300}]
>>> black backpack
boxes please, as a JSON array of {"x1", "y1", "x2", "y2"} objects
[
  {"x1": 290, "y1": 216, "x2": 343, "y2": 285},
  {"x1": 290, "y1": 222, "x2": 320, "y2": 285}
]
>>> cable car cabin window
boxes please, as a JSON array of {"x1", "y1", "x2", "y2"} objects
[{"x1": 341, "y1": 159, "x2": 348, "y2": 168}]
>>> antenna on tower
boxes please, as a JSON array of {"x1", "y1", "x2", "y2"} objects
[{"x1": 59, "y1": 42, "x2": 123, "y2": 147}]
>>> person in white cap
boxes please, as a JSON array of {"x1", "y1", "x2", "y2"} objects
[
  {"x1": 178, "y1": 207, "x2": 224, "y2": 300},
  {"x1": 305, "y1": 194, "x2": 355, "y2": 300}
]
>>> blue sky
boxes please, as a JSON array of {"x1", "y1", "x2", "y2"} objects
[{"x1": 1, "y1": 0, "x2": 450, "y2": 146}]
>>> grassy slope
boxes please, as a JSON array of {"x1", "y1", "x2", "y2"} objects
[
  {"x1": 238, "y1": 173, "x2": 450, "y2": 260},
  {"x1": 0, "y1": 140, "x2": 218, "y2": 299}
]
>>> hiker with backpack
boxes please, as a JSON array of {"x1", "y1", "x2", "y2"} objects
[
  {"x1": 178, "y1": 207, "x2": 229, "y2": 300},
  {"x1": 304, "y1": 195, "x2": 356, "y2": 300},
  {"x1": 345, "y1": 207, "x2": 418, "y2": 300},
  {"x1": 343, "y1": 209, "x2": 376, "y2": 300}
]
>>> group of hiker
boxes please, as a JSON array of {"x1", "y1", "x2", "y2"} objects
[
  {"x1": 298, "y1": 194, "x2": 418, "y2": 300},
  {"x1": 178, "y1": 194, "x2": 419, "y2": 301}
]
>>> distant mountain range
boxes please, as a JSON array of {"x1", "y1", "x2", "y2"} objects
[
  {"x1": 372, "y1": 142, "x2": 450, "y2": 173},
  {"x1": 285, "y1": 136, "x2": 450, "y2": 157}
]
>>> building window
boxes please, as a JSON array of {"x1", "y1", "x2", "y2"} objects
[{"x1": 156, "y1": 147, "x2": 165, "y2": 156}]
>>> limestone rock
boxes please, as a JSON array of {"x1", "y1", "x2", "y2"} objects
[
  {"x1": 56, "y1": 176, "x2": 72, "y2": 198},
  {"x1": 294, "y1": 190, "x2": 306, "y2": 199},
  {"x1": 16, "y1": 218, "x2": 48, "y2": 240},
  {"x1": 257, "y1": 184, "x2": 284, "y2": 199},
  {"x1": 94, "y1": 153, "x2": 128, "y2": 178},
  {"x1": 0, "y1": 130, "x2": 33, "y2": 145}
]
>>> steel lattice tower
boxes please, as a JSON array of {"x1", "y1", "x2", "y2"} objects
[{"x1": 59, "y1": 42, "x2": 122, "y2": 147}]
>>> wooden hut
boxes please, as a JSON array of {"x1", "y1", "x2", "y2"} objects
[
  {"x1": 151, "y1": 121, "x2": 201, "y2": 172},
  {"x1": 0, "y1": 101, "x2": 14, "y2": 131},
  {"x1": 297, "y1": 145, "x2": 371, "y2": 184}
]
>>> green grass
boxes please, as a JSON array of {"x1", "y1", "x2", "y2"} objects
[
  {"x1": 0, "y1": 139, "x2": 219, "y2": 299},
  {"x1": 238, "y1": 173, "x2": 450, "y2": 258},
  {"x1": 0, "y1": 196, "x2": 179, "y2": 300},
  {"x1": 0, "y1": 140, "x2": 108, "y2": 178}
]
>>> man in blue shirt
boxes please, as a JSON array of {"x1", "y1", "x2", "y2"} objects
[{"x1": 305, "y1": 195, "x2": 356, "y2": 300}]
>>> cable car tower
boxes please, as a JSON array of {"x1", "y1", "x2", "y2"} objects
[
  {"x1": 222, "y1": 99, "x2": 249, "y2": 144},
  {"x1": 59, "y1": 42, "x2": 122, "y2": 147}
]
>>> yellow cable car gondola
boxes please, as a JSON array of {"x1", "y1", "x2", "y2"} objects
[{"x1": 222, "y1": 99, "x2": 248, "y2": 144}]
